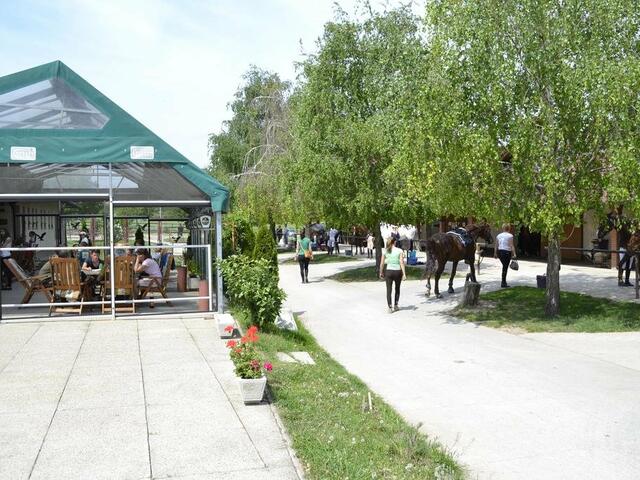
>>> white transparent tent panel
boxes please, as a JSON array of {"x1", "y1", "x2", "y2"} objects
[
  {"x1": 0, "y1": 78, "x2": 109, "y2": 129},
  {"x1": 0, "y1": 163, "x2": 209, "y2": 202}
]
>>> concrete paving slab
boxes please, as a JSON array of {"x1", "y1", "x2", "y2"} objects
[
  {"x1": 279, "y1": 257, "x2": 640, "y2": 479},
  {"x1": 58, "y1": 364, "x2": 144, "y2": 411},
  {"x1": 148, "y1": 422, "x2": 264, "y2": 478},
  {"x1": 30, "y1": 406, "x2": 150, "y2": 480},
  {"x1": 0, "y1": 317, "x2": 301, "y2": 480},
  {"x1": 289, "y1": 352, "x2": 315, "y2": 365},
  {"x1": 0, "y1": 412, "x2": 54, "y2": 480},
  {"x1": 276, "y1": 352, "x2": 297, "y2": 363}
]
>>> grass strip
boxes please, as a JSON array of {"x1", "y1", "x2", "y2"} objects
[
  {"x1": 233, "y1": 308, "x2": 465, "y2": 480},
  {"x1": 283, "y1": 253, "x2": 360, "y2": 264},
  {"x1": 455, "y1": 286, "x2": 640, "y2": 333},
  {"x1": 327, "y1": 265, "x2": 426, "y2": 282}
]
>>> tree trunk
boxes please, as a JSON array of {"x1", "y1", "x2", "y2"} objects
[
  {"x1": 545, "y1": 234, "x2": 561, "y2": 316},
  {"x1": 460, "y1": 281, "x2": 481, "y2": 307},
  {"x1": 375, "y1": 222, "x2": 383, "y2": 276}
]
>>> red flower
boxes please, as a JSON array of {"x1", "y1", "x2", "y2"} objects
[
  {"x1": 226, "y1": 340, "x2": 237, "y2": 348},
  {"x1": 264, "y1": 362, "x2": 273, "y2": 371},
  {"x1": 224, "y1": 325, "x2": 234, "y2": 333},
  {"x1": 247, "y1": 325, "x2": 259, "y2": 335},
  {"x1": 250, "y1": 359, "x2": 260, "y2": 370}
]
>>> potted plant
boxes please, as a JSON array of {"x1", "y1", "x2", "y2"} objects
[
  {"x1": 226, "y1": 326, "x2": 273, "y2": 404},
  {"x1": 186, "y1": 259, "x2": 200, "y2": 290}
]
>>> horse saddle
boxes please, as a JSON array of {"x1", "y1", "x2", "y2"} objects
[{"x1": 447, "y1": 228, "x2": 473, "y2": 248}]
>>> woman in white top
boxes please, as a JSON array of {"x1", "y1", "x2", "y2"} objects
[
  {"x1": 379, "y1": 237, "x2": 406, "y2": 313},
  {"x1": 494, "y1": 223, "x2": 517, "y2": 288},
  {"x1": 366, "y1": 234, "x2": 375, "y2": 259},
  {"x1": 135, "y1": 249, "x2": 162, "y2": 282}
]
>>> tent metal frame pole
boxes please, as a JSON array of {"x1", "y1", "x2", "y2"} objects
[
  {"x1": 216, "y1": 212, "x2": 223, "y2": 313},
  {"x1": 108, "y1": 163, "x2": 116, "y2": 320},
  {"x1": 111, "y1": 200, "x2": 209, "y2": 206},
  {"x1": 207, "y1": 244, "x2": 213, "y2": 312}
]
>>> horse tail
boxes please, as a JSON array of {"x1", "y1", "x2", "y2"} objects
[{"x1": 424, "y1": 239, "x2": 437, "y2": 278}]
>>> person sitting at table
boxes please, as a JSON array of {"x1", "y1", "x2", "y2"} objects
[
  {"x1": 82, "y1": 250, "x2": 104, "y2": 272},
  {"x1": 134, "y1": 249, "x2": 162, "y2": 283},
  {"x1": 39, "y1": 250, "x2": 69, "y2": 287}
]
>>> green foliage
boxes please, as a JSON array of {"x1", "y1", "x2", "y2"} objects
[
  {"x1": 252, "y1": 224, "x2": 278, "y2": 273},
  {"x1": 222, "y1": 211, "x2": 255, "y2": 257},
  {"x1": 288, "y1": 5, "x2": 433, "y2": 229},
  {"x1": 218, "y1": 255, "x2": 285, "y2": 329},
  {"x1": 423, "y1": 0, "x2": 640, "y2": 233},
  {"x1": 186, "y1": 259, "x2": 200, "y2": 278},
  {"x1": 208, "y1": 66, "x2": 292, "y2": 224}
]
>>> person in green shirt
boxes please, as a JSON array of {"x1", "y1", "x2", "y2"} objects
[
  {"x1": 296, "y1": 230, "x2": 313, "y2": 283},
  {"x1": 379, "y1": 236, "x2": 406, "y2": 313}
]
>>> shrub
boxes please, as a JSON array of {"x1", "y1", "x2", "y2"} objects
[
  {"x1": 186, "y1": 259, "x2": 200, "y2": 278},
  {"x1": 218, "y1": 255, "x2": 285, "y2": 329},
  {"x1": 222, "y1": 212, "x2": 255, "y2": 258},
  {"x1": 253, "y1": 225, "x2": 278, "y2": 274}
]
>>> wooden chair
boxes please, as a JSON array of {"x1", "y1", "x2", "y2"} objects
[
  {"x1": 102, "y1": 256, "x2": 136, "y2": 314},
  {"x1": 50, "y1": 257, "x2": 85, "y2": 316},
  {"x1": 2, "y1": 258, "x2": 53, "y2": 305},
  {"x1": 138, "y1": 254, "x2": 173, "y2": 307}
]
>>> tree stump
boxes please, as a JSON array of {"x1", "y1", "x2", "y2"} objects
[{"x1": 460, "y1": 281, "x2": 481, "y2": 307}]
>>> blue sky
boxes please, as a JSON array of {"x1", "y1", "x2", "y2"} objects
[{"x1": 0, "y1": 0, "x2": 423, "y2": 168}]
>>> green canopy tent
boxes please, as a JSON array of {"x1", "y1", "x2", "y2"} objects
[{"x1": 0, "y1": 61, "x2": 229, "y2": 316}]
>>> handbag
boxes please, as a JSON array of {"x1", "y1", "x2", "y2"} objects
[
  {"x1": 509, "y1": 259, "x2": 519, "y2": 271},
  {"x1": 304, "y1": 249, "x2": 312, "y2": 259}
]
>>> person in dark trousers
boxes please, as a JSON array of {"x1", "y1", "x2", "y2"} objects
[
  {"x1": 296, "y1": 230, "x2": 312, "y2": 283},
  {"x1": 379, "y1": 236, "x2": 406, "y2": 313},
  {"x1": 494, "y1": 223, "x2": 517, "y2": 288}
]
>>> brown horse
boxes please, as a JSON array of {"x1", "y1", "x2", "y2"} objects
[
  {"x1": 597, "y1": 213, "x2": 640, "y2": 286},
  {"x1": 424, "y1": 224, "x2": 493, "y2": 298}
]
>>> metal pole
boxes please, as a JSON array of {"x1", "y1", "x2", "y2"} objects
[
  {"x1": 108, "y1": 163, "x2": 116, "y2": 320},
  {"x1": 207, "y1": 243, "x2": 213, "y2": 312},
  {"x1": 215, "y1": 212, "x2": 223, "y2": 313}
]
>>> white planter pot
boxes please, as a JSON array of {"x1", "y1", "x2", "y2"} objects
[
  {"x1": 216, "y1": 313, "x2": 235, "y2": 338},
  {"x1": 238, "y1": 376, "x2": 267, "y2": 404},
  {"x1": 188, "y1": 277, "x2": 199, "y2": 290}
]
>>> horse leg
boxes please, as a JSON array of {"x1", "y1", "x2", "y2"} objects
[
  {"x1": 425, "y1": 271, "x2": 431, "y2": 297},
  {"x1": 434, "y1": 264, "x2": 445, "y2": 298},
  {"x1": 618, "y1": 264, "x2": 624, "y2": 286},
  {"x1": 448, "y1": 261, "x2": 458, "y2": 293},
  {"x1": 469, "y1": 259, "x2": 477, "y2": 283}
]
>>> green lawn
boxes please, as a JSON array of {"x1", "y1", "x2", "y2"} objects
[
  {"x1": 327, "y1": 265, "x2": 426, "y2": 282},
  {"x1": 233, "y1": 309, "x2": 464, "y2": 480},
  {"x1": 284, "y1": 253, "x2": 360, "y2": 264},
  {"x1": 456, "y1": 286, "x2": 640, "y2": 333}
]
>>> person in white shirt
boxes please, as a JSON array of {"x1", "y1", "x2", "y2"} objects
[{"x1": 494, "y1": 223, "x2": 517, "y2": 288}]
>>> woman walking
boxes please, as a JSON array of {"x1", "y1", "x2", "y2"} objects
[
  {"x1": 494, "y1": 223, "x2": 517, "y2": 288},
  {"x1": 379, "y1": 236, "x2": 406, "y2": 313},
  {"x1": 296, "y1": 230, "x2": 312, "y2": 284}
]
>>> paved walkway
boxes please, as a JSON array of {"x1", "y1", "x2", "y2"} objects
[
  {"x1": 0, "y1": 317, "x2": 301, "y2": 480},
  {"x1": 280, "y1": 256, "x2": 640, "y2": 480}
]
